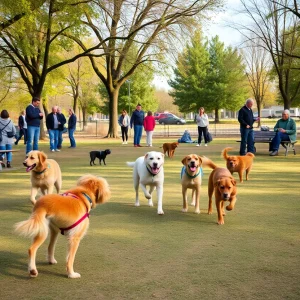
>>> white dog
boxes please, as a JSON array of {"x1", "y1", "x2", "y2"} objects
[{"x1": 127, "y1": 151, "x2": 165, "y2": 215}]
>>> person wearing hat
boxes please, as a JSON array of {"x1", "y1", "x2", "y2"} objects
[{"x1": 130, "y1": 103, "x2": 145, "y2": 147}]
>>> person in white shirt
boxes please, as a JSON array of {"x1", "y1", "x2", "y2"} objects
[{"x1": 195, "y1": 107, "x2": 209, "y2": 146}]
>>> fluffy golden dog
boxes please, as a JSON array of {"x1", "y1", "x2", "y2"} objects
[
  {"x1": 181, "y1": 154, "x2": 217, "y2": 214},
  {"x1": 222, "y1": 147, "x2": 254, "y2": 183},
  {"x1": 208, "y1": 167, "x2": 237, "y2": 225},
  {"x1": 23, "y1": 151, "x2": 62, "y2": 204},
  {"x1": 15, "y1": 174, "x2": 111, "y2": 279},
  {"x1": 160, "y1": 142, "x2": 179, "y2": 158}
]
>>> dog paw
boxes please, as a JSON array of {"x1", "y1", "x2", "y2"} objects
[
  {"x1": 190, "y1": 202, "x2": 195, "y2": 206},
  {"x1": 29, "y1": 269, "x2": 38, "y2": 277},
  {"x1": 226, "y1": 205, "x2": 233, "y2": 211},
  {"x1": 144, "y1": 193, "x2": 151, "y2": 199},
  {"x1": 157, "y1": 210, "x2": 164, "y2": 215},
  {"x1": 182, "y1": 208, "x2": 188, "y2": 213},
  {"x1": 48, "y1": 258, "x2": 57, "y2": 264},
  {"x1": 68, "y1": 272, "x2": 81, "y2": 279},
  {"x1": 194, "y1": 209, "x2": 200, "y2": 214},
  {"x1": 30, "y1": 199, "x2": 36, "y2": 205},
  {"x1": 134, "y1": 202, "x2": 140, "y2": 207},
  {"x1": 217, "y1": 220, "x2": 225, "y2": 225},
  {"x1": 148, "y1": 200, "x2": 153, "y2": 207},
  {"x1": 208, "y1": 210, "x2": 213, "y2": 215}
]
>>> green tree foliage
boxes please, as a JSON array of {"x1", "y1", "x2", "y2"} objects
[
  {"x1": 99, "y1": 62, "x2": 158, "y2": 116},
  {"x1": 169, "y1": 33, "x2": 248, "y2": 121}
]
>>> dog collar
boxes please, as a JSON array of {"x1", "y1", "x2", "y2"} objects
[
  {"x1": 184, "y1": 166, "x2": 202, "y2": 179},
  {"x1": 33, "y1": 163, "x2": 50, "y2": 174},
  {"x1": 82, "y1": 192, "x2": 93, "y2": 206}
]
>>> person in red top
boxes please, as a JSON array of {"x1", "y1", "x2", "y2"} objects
[{"x1": 143, "y1": 111, "x2": 156, "y2": 147}]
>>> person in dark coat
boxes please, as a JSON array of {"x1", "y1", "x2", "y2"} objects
[
  {"x1": 46, "y1": 106, "x2": 61, "y2": 152},
  {"x1": 57, "y1": 107, "x2": 66, "y2": 149},
  {"x1": 238, "y1": 98, "x2": 259, "y2": 155},
  {"x1": 25, "y1": 97, "x2": 44, "y2": 154},
  {"x1": 130, "y1": 103, "x2": 145, "y2": 147},
  {"x1": 15, "y1": 110, "x2": 27, "y2": 145},
  {"x1": 68, "y1": 108, "x2": 77, "y2": 148}
]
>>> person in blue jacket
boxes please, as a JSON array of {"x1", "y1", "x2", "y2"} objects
[
  {"x1": 68, "y1": 108, "x2": 77, "y2": 148},
  {"x1": 130, "y1": 104, "x2": 145, "y2": 147},
  {"x1": 25, "y1": 97, "x2": 44, "y2": 154}
]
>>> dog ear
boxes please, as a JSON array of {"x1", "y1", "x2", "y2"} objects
[
  {"x1": 197, "y1": 156, "x2": 203, "y2": 165},
  {"x1": 181, "y1": 156, "x2": 187, "y2": 166},
  {"x1": 231, "y1": 178, "x2": 237, "y2": 186},
  {"x1": 38, "y1": 151, "x2": 47, "y2": 164},
  {"x1": 214, "y1": 178, "x2": 222, "y2": 188}
]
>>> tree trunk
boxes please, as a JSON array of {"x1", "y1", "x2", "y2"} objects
[
  {"x1": 73, "y1": 93, "x2": 79, "y2": 115},
  {"x1": 39, "y1": 99, "x2": 47, "y2": 140},
  {"x1": 107, "y1": 88, "x2": 120, "y2": 138},
  {"x1": 214, "y1": 108, "x2": 220, "y2": 123}
]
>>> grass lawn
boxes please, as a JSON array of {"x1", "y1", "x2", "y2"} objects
[{"x1": 0, "y1": 137, "x2": 299, "y2": 300}]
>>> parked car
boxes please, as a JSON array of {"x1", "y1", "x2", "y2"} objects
[
  {"x1": 154, "y1": 113, "x2": 174, "y2": 121},
  {"x1": 158, "y1": 116, "x2": 186, "y2": 125}
]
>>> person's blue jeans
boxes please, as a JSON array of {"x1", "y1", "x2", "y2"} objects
[
  {"x1": 68, "y1": 128, "x2": 76, "y2": 147},
  {"x1": 240, "y1": 127, "x2": 254, "y2": 155},
  {"x1": 0, "y1": 143, "x2": 12, "y2": 162},
  {"x1": 57, "y1": 130, "x2": 63, "y2": 148},
  {"x1": 133, "y1": 125, "x2": 143, "y2": 145},
  {"x1": 49, "y1": 129, "x2": 59, "y2": 150},
  {"x1": 26, "y1": 126, "x2": 40, "y2": 154},
  {"x1": 270, "y1": 132, "x2": 290, "y2": 151}
]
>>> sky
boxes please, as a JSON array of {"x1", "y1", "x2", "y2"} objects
[{"x1": 153, "y1": 0, "x2": 245, "y2": 90}]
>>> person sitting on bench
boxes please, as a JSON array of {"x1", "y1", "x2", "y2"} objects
[{"x1": 269, "y1": 109, "x2": 297, "y2": 156}]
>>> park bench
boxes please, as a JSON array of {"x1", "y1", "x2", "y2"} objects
[
  {"x1": 237, "y1": 131, "x2": 297, "y2": 156},
  {"x1": 0, "y1": 150, "x2": 19, "y2": 170}
]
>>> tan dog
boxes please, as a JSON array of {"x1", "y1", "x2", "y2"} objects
[
  {"x1": 15, "y1": 174, "x2": 111, "y2": 279},
  {"x1": 222, "y1": 147, "x2": 254, "y2": 182},
  {"x1": 160, "y1": 142, "x2": 179, "y2": 158},
  {"x1": 23, "y1": 151, "x2": 62, "y2": 204},
  {"x1": 208, "y1": 167, "x2": 237, "y2": 225},
  {"x1": 181, "y1": 154, "x2": 217, "y2": 214}
]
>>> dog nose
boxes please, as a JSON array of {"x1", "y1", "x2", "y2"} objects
[
  {"x1": 223, "y1": 193, "x2": 229, "y2": 199},
  {"x1": 23, "y1": 162, "x2": 27, "y2": 166},
  {"x1": 153, "y1": 163, "x2": 158, "y2": 168}
]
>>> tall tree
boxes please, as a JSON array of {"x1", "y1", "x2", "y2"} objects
[
  {"x1": 170, "y1": 34, "x2": 247, "y2": 122},
  {"x1": 239, "y1": 0, "x2": 300, "y2": 109},
  {"x1": 67, "y1": 0, "x2": 222, "y2": 137},
  {"x1": 243, "y1": 39, "x2": 273, "y2": 126}
]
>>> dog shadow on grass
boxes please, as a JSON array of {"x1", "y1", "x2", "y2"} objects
[
  {"x1": 0, "y1": 250, "x2": 67, "y2": 280},
  {"x1": 97, "y1": 201, "x2": 217, "y2": 226}
]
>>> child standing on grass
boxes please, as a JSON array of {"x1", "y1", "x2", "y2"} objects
[{"x1": 143, "y1": 111, "x2": 156, "y2": 147}]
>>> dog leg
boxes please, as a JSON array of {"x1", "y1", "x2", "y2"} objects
[
  {"x1": 238, "y1": 171, "x2": 243, "y2": 183},
  {"x1": 30, "y1": 187, "x2": 38, "y2": 205},
  {"x1": 194, "y1": 188, "x2": 201, "y2": 214},
  {"x1": 28, "y1": 232, "x2": 48, "y2": 277},
  {"x1": 140, "y1": 183, "x2": 151, "y2": 199},
  {"x1": 226, "y1": 196, "x2": 237, "y2": 211},
  {"x1": 48, "y1": 225, "x2": 59, "y2": 264},
  {"x1": 207, "y1": 180, "x2": 214, "y2": 215},
  {"x1": 99, "y1": 159, "x2": 101, "y2": 166},
  {"x1": 182, "y1": 187, "x2": 188, "y2": 212},
  {"x1": 66, "y1": 237, "x2": 81, "y2": 279},
  {"x1": 191, "y1": 190, "x2": 196, "y2": 206},
  {"x1": 216, "y1": 200, "x2": 225, "y2": 225},
  {"x1": 156, "y1": 185, "x2": 164, "y2": 215},
  {"x1": 103, "y1": 159, "x2": 106, "y2": 165},
  {"x1": 147, "y1": 185, "x2": 155, "y2": 207},
  {"x1": 245, "y1": 167, "x2": 251, "y2": 181}
]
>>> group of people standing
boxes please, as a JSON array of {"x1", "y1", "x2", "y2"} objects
[
  {"x1": 118, "y1": 103, "x2": 156, "y2": 147},
  {"x1": 0, "y1": 96, "x2": 77, "y2": 168}
]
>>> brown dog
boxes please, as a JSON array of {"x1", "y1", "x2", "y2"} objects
[
  {"x1": 208, "y1": 167, "x2": 237, "y2": 225},
  {"x1": 222, "y1": 147, "x2": 254, "y2": 183},
  {"x1": 160, "y1": 142, "x2": 179, "y2": 158},
  {"x1": 23, "y1": 151, "x2": 62, "y2": 204},
  {"x1": 181, "y1": 154, "x2": 217, "y2": 213},
  {"x1": 15, "y1": 174, "x2": 111, "y2": 279}
]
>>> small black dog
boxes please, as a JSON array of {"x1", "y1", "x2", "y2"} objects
[{"x1": 90, "y1": 149, "x2": 111, "y2": 166}]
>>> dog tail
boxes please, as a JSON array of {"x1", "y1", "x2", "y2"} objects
[
  {"x1": 245, "y1": 152, "x2": 255, "y2": 157},
  {"x1": 14, "y1": 208, "x2": 49, "y2": 238},
  {"x1": 222, "y1": 147, "x2": 233, "y2": 160},
  {"x1": 201, "y1": 156, "x2": 218, "y2": 170},
  {"x1": 126, "y1": 162, "x2": 135, "y2": 168}
]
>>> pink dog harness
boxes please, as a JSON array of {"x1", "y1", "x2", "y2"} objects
[{"x1": 59, "y1": 192, "x2": 92, "y2": 235}]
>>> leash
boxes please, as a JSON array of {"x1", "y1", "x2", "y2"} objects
[{"x1": 59, "y1": 192, "x2": 92, "y2": 235}]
